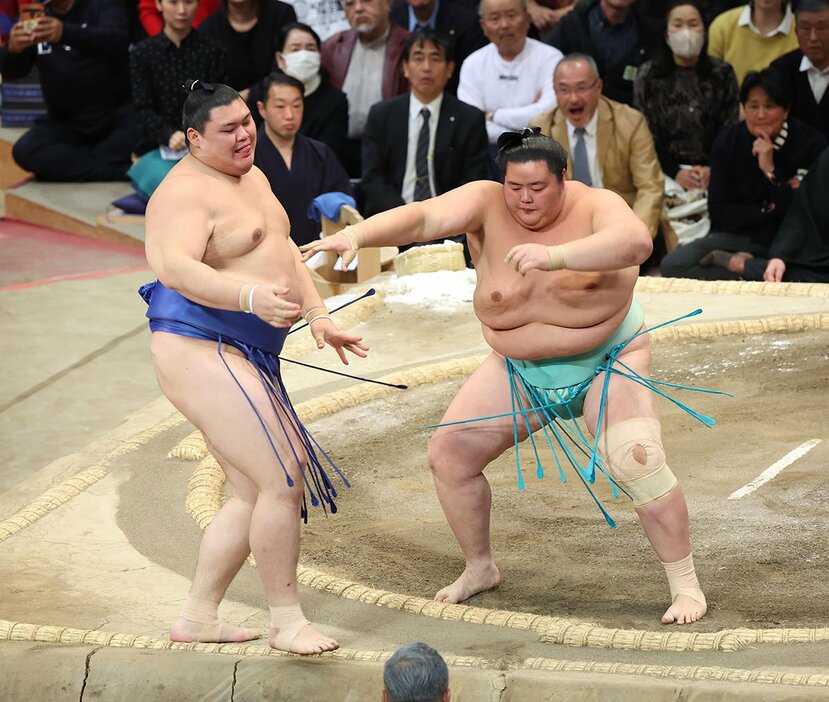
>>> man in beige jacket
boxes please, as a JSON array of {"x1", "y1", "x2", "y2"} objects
[{"x1": 531, "y1": 53, "x2": 664, "y2": 238}]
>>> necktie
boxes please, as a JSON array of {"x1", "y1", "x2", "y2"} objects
[
  {"x1": 572, "y1": 127, "x2": 592, "y2": 186},
  {"x1": 414, "y1": 107, "x2": 432, "y2": 201}
]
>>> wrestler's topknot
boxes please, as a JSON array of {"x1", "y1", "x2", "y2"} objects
[
  {"x1": 181, "y1": 79, "x2": 243, "y2": 146},
  {"x1": 495, "y1": 131, "x2": 568, "y2": 182}
]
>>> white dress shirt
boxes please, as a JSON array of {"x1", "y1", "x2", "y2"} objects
[
  {"x1": 342, "y1": 28, "x2": 388, "y2": 138},
  {"x1": 402, "y1": 93, "x2": 443, "y2": 203},
  {"x1": 566, "y1": 110, "x2": 603, "y2": 188},
  {"x1": 800, "y1": 54, "x2": 829, "y2": 104}
]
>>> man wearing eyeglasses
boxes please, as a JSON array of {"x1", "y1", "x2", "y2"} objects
[
  {"x1": 531, "y1": 52, "x2": 663, "y2": 240},
  {"x1": 770, "y1": 0, "x2": 829, "y2": 140}
]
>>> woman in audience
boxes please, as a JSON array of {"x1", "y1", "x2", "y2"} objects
[
  {"x1": 660, "y1": 69, "x2": 827, "y2": 279},
  {"x1": 247, "y1": 22, "x2": 349, "y2": 164},
  {"x1": 138, "y1": 0, "x2": 219, "y2": 37},
  {"x1": 708, "y1": 0, "x2": 798, "y2": 83},
  {"x1": 131, "y1": 0, "x2": 228, "y2": 156},
  {"x1": 197, "y1": 0, "x2": 296, "y2": 97},
  {"x1": 634, "y1": 0, "x2": 739, "y2": 193}
]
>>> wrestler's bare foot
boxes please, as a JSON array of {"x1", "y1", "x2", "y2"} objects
[
  {"x1": 268, "y1": 623, "x2": 339, "y2": 655},
  {"x1": 661, "y1": 594, "x2": 707, "y2": 625},
  {"x1": 170, "y1": 617, "x2": 260, "y2": 643},
  {"x1": 434, "y1": 561, "x2": 501, "y2": 604}
]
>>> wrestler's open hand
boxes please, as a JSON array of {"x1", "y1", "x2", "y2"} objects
[
  {"x1": 252, "y1": 286, "x2": 302, "y2": 328},
  {"x1": 504, "y1": 243, "x2": 555, "y2": 276},
  {"x1": 309, "y1": 318, "x2": 369, "y2": 364},
  {"x1": 298, "y1": 233, "x2": 357, "y2": 268}
]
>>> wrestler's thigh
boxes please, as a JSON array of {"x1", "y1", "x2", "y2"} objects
[
  {"x1": 430, "y1": 353, "x2": 541, "y2": 471},
  {"x1": 203, "y1": 436, "x2": 258, "y2": 505},
  {"x1": 151, "y1": 332, "x2": 306, "y2": 494},
  {"x1": 582, "y1": 333, "x2": 659, "y2": 434}
]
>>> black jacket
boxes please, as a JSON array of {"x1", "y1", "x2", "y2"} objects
[
  {"x1": 389, "y1": 0, "x2": 487, "y2": 95},
  {"x1": 0, "y1": 0, "x2": 130, "y2": 134},
  {"x1": 770, "y1": 50, "x2": 829, "y2": 141},
  {"x1": 197, "y1": 0, "x2": 296, "y2": 91},
  {"x1": 361, "y1": 92, "x2": 489, "y2": 215},
  {"x1": 770, "y1": 145, "x2": 829, "y2": 271},
  {"x1": 708, "y1": 118, "x2": 827, "y2": 245},
  {"x1": 548, "y1": 0, "x2": 660, "y2": 106}
]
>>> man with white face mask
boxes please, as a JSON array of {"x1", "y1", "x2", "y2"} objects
[
  {"x1": 634, "y1": 0, "x2": 739, "y2": 193},
  {"x1": 247, "y1": 22, "x2": 350, "y2": 166}
]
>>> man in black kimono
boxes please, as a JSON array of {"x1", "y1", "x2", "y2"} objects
[
  {"x1": 752, "y1": 146, "x2": 829, "y2": 283},
  {"x1": 254, "y1": 72, "x2": 353, "y2": 247}
]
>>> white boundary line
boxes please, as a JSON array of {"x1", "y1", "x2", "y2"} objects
[{"x1": 728, "y1": 439, "x2": 822, "y2": 500}]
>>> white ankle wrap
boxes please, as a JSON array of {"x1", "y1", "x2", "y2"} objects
[
  {"x1": 270, "y1": 603, "x2": 309, "y2": 649},
  {"x1": 661, "y1": 553, "x2": 706, "y2": 607},
  {"x1": 181, "y1": 595, "x2": 220, "y2": 624}
]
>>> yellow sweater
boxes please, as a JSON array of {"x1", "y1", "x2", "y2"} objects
[{"x1": 708, "y1": 6, "x2": 798, "y2": 85}]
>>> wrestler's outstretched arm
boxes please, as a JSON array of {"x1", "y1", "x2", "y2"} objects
[
  {"x1": 145, "y1": 174, "x2": 301, "y2": 325},
  {"x1": 298, "y1": 181, "x2": 493, "y2": 263},
  {"x1": 287, "y1": 238, "x2": 369, "y2": 365},
  {"x1": 505, "y1": 188, "x2": 653, "y2": 275}
]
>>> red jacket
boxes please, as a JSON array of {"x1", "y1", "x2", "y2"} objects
[{"x1": 321, "y1": 22, "x2": 409, "y2": 100}]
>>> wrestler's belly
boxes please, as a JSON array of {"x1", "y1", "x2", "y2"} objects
[
  {"x1": 207, "y1": 242, "x2": 302, "y2": 303},
  {"x1": 481, "y1": 303, "x2": 632, "y2": 361}
]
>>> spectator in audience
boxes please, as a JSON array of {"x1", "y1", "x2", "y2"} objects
[
  {"x1": 131, "y1": 0, "x2": 228, "y2": 156},
  {"x1": 390, "y1": 0, "x2": 487, "y2": 94},
  {"x1": 532, "y1": 53, "x2": 665, "y2": 238},
  {"x1": 458, "y1": 0, "x2": 563, "y2": 148},
  {"x1": 247, "y1": 22, "x2": 350, "y2": 163},
  {"x1": 770, "y1": 0, "x2": 829, "y2": 139},
  {"x1": 754, "y1": 146, "x2": 829, "y2": 282},
  {"x1": 0, "y1": 0, "x2": 137, "y2": 181},
  {"x1": 526, "y1": 0, "x2": 577, "y2": 42},
  {"x1": 197, "y1": 0, "x2": 296, "y2": 96},
  {"x1": 548, "y1": 0, "x2": 662, "y2": 106},
  {"x1": 361, "y1": 29, "x2": 488, "y2": 222},
  {"x1": 633, "y1": 0, "x2": 739, "y2": 191},
  {"x1": 382, "y1": 642, "x2": 451, "y2": 702},
  {"x1": 138, "y1": 0, "x2": 219, "y2": 37},
  {"x1": 660, "y1": 69, "x2": 827, "y2": 279},
  {"x1": 707, "y1": 0, "x2": 797, "y2": 84},
  {"x1": 322, "y1": 0, "x2": 410, "y2": 175},
  {"x1": 255, "y1": 72, "x2": 353, "y2": 247},
  {"x1": 291, "y1": 0, "x2": 350, "y2": 39}
]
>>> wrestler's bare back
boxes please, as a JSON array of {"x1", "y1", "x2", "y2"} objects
[{"x1": 467, "y1": 180, "x2": 640, "y2": 361}]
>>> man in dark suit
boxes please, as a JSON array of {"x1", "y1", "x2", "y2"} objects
[
  {"x1": 390, "y1": 0, "x2": 486, "y2": 94},
  {"x1": 361, "y1": 29, "x2": 489, "y2": 225},
  {"x1": 770, "y1": 0, "x2": 829, "y2": 140}
]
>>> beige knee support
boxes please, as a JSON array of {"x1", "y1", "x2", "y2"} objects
[{"x1": 599, "y1": 417, "x2": 677, "y2": 507}]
